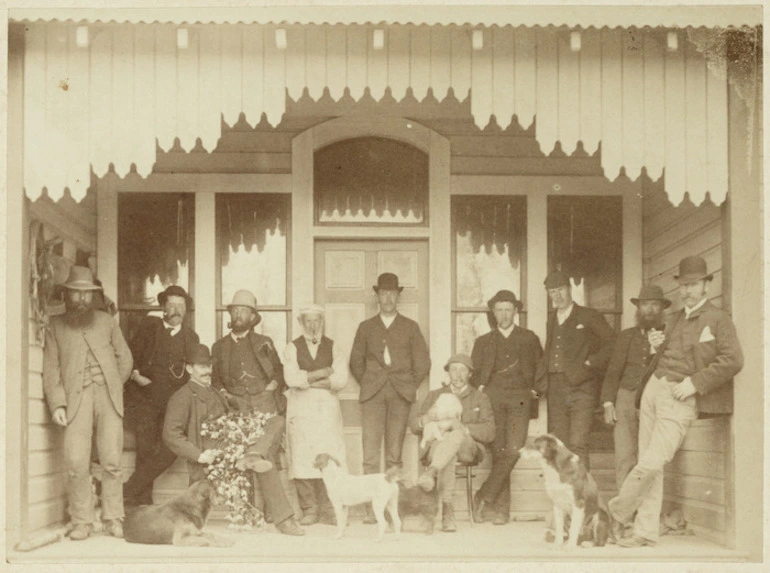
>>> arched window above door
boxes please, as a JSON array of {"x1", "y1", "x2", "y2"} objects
[{"x1": 314, "y1": 136, "x2": 429, "y2": 225}]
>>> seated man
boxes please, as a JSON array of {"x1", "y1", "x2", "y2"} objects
[
  {"x1": 409, "y1": 354, "x2": 495, "y2": 532},
  {"x1": 163, "y1": 343, "x2": 304, "y2": 536}
]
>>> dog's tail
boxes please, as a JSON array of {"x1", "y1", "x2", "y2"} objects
[
  {"x1": 384, "y1": 467, "x2": 402, "y2": 484},
  {"x1": 593, "y1": 507, "x2": 612, "y2": 547}
]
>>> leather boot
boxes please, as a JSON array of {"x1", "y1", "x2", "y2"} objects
[{"x1": 441, "y1": 503, "x2": 457, "y2": 532}]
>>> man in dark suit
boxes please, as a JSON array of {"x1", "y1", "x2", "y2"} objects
[
  {"x1": 123, "y1": 285, "x2": 200, "y2": 507},
  {"x1": 600, "y1": 284, "x2": 669, "y2": 491},
  {"x1": 538, "y1": 271, "x2": 615, "y2": 471},
  {"x1": 470, "y1": 290, "x2": 543, "y2": 525},
  {"x1": 349, "y1": 272, "x2": 431, "y2": 523},
  {"x1": 211, "y1": 289, "x2": 303, "y2": 536}
]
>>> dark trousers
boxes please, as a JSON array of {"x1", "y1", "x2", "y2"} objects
[
  {"x1": 547, "y1": 373, "x2": 596, "y2": 471},
  {"x1": 123, "y1": 395, "x2": 177, "y2": 505},
  {"x1": 477, "y1": 391, "x2": 530, "y2": 517},
  {"x1": 294, "y1": 478, "x2": 334, "y2": 517},
  {"x1": 361, "y1": 382, "x2": 411, "y2": 474},
  {"x1": 247, "y1": 415, "x2": 294, "y2": 525}
]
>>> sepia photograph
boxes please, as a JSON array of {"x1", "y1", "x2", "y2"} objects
[{"x1": 1, "y1": 1, "x2": 765, "y2": 568}]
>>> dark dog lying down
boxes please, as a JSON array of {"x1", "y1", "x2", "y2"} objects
[{"x1": 124, "y1": 480, "x2": 234, "y2": 547}]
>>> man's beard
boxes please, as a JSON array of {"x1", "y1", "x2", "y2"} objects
[
  {"x1": 637, "y1": 310, "x2": 664, "y2": 330},
  {"x1": 229, "y1": 316, "x2": 258, "y2": 334},
  {"x1": 65, "y1": 300, "x2": 96, "y2": 328}
]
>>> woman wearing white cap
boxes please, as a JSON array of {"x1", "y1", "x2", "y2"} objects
[{"x1": 283, "y1": 304, "x2": 348, "y2": 526}]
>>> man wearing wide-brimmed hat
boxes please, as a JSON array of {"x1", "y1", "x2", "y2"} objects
[
  {"x1": 609, "y1": 256, "x2": 744, "y2": 548},
  {"x1": 600, "y1": 284, "x2": 670, "y2": 494},
  {"x1": 409, "y1": 353, "x2": 494, "y2": 532},
  {"x1": 211, "y1": 289, "x2": 303, "y2": 536},
  {"x1": 42, "y1": 266, "x2": 133, "y2": 540},
  {"x1": 350, "y1": 272, "x2": 431, "y2": 524},
  {"x1": 123, "y1": 284, "x2": 200, "y2": 507},
  {"x1": 282, "y1": 303, "x2": 347, "y2": 526},
  {"x1": 537, "y1": 271, "x2": 615, "y2": 473},
  {"x1": 468, "y1": 289, "x2": 543, "y2": 525}
]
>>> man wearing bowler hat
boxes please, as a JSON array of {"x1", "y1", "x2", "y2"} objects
[
  {"x1": 600, "y1": 284, "x2": 670, "y2": 494},
  {"x1": 538, "y1": 271, "x2": 615, "y2": 472},
  {"x1": 350, "y1": 272, "x2": 431, "y2": 524},
  {"x1": 469, "y1": 289, "x2": 543, "y2": 524},
  {"x1": 123, "y1": 285, "x2": 200, "y2": 507},
  {"x1": 43, "y1": 266, "x2": 133, "y2": 540},
  {"x1": 163, "y1": 344, "x2": 229, "y2": 484},
  {"x1": 609, "y1": 256, "x2": 743, "y2": 548},
  {"x1": 211, "y1": 289, "x2": 303, "y2": 536},
  {"x1": 409, "y1": 354, "x2": 494, "y2": 532}
]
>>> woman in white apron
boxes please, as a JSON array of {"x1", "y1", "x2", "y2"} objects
[{"x1": 283, "y1": 304, "x2": 348, "y2": 526}]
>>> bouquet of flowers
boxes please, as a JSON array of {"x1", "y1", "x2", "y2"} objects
[{"x1": 200, "y1": 409, "x2": 276, "y2": 531}]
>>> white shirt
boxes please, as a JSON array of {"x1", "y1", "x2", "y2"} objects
[
  {"x1": 498, "y1": 324, "x2": 515, "y2": 338},
  {"x1": 379, "y1": 313, "x2": 397, "y2": 329},
  {"x1": 556, "y1": 303, "x2": 575, "y2": 325},
  {"x1": 163, "y1": 321, "x2": 181, "y2": 336},
  {"x1": 684, "y1": 297, "x2": 708, "y2": 319},
  {"x1": 230, "y1": 331, "x2": 248, "y2": 343}
]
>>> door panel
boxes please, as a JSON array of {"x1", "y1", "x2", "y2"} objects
[{"x1": 316, "y1": 240, "x2": 429, "y2": 481}]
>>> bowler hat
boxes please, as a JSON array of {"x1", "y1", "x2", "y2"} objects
[
  {"x1": 444, "y1": 353, "x2": 475, "y2": 372},
  {"x1": 62, "y1": 266, "x2": 102, "y2": 291},
  {"x1": 487, "y1": 289, "x2": 523, "y2": 311},
  {"x1": 631, "y1": 284, "x2": 672, "y2": 309},
  {"x1": 674, "y1": 256, "x2": 714, "y2": 283},
  {"x1": 544, "y1": 271, "x2": 571, "y2": 290},
  {"x1": 158, "y1": 285, "x2": 192, "y2": 307},
  {"x1": 187, "y1": 344, "x2": 213, "y2": 366},
  {"x1": 373, "y1": 272, "x2": 404, "y2": 293}
]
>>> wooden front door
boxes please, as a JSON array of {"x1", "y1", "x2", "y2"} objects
[{"x1": 315, "y1": 239, "x2": 429, "y2": 483}]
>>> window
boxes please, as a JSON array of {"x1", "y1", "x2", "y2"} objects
[
  {"x1": 117, "y1": 193, "x2": 195, "y2": 341},
  {"x1": 452, "y1": 196, "x2": 527, "y2": 354},
  {"x1": 216, "y1": 194, "x2": 291, "y2": 356},
  {"x1": 547, "y1": 196, "x2": 623, "y2": 330},
  {"x1": 314, "y1": 137, "x2": 428, "y2": 225}
]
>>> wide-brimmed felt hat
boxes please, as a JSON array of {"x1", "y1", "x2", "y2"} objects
[
  {"x1": 158, "y1": 285, "x2": 192, "y2": 307},
  {"x1": 187, "y1": 344, "x2": 213, "y2": 366},
  {"x1": 62, "y1": 266, "x2": 102, "y2": 291},
  {"x1": 544, "y1": 270, "x2": 571, "y2": 290},
  {"x1": 674, "y1": 256, "x2": 714, "y2": 284},
  {"x1": 373, "y1": 272, "x2": 404, "y2": 293},
  {"x1": 487, "y1": 289, "x2": 523, "y2": 311},
  {"x1": 631, "y1": 284, "x2": 672, "y2": 309},
  {"x1": 444, "y1": 353, "x2": 475, "y2": 372}
]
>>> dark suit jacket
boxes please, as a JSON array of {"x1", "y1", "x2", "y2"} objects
[
  {"x1": 470, "y1": 326, "x2": 543, "y2": 396},
  {"x1": 349, "y1": 313, "x2": 431, "y2": 403},
  {"x1": 536, "y1": 304, "x2": 615, "y2": 391},
  {"x1": 125, "y1": 316, "x2": 200, "y2": 406},
  {"x1": 211, "y1": 331, "x2": 287, "y2": 414},
  {"x1": 600, "y1": 326, "x2": 645, "y2": 404}
]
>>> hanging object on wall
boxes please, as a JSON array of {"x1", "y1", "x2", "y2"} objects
[{"x1": 29, "y1": 221, "x2": 69, "y2": 344}]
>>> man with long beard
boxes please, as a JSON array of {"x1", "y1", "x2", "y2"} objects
[
  {"x1": 211, "y1": 289, "x2": 303, "y2": 536},
  {"x1": 600, "y1": 285, "x2": 670, "y2": 493},
  {"x1": 43, "y1": 266, "x2": 133, "y2": 540},
  {"x1": 123, "y1": 285, "x2": 200, "y2": 507}
]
